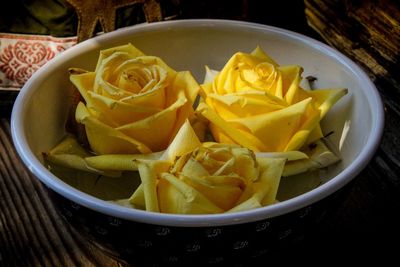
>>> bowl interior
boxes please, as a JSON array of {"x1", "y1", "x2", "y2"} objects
[{"x1": 11, "y1": 20, "x2": 383, "y2": 226}]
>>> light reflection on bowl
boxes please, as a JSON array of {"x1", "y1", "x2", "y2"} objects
[{"x1": 11, "y1": 19, "x2": 384, "y2": 265}]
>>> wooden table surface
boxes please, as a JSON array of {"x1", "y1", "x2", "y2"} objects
[{"x1": 1, "y1": 3, "x2": 400, "y2": 266}]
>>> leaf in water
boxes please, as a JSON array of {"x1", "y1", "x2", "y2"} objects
[
  {"x1": 276, "y1": 170, "x2": 321, "y2": 201},
  {"x1": 46, "y1": 160, "x2": 141, "y2": 200}
]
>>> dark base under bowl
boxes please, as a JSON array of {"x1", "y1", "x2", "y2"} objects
[{"x1": 47, "y1": 184, "x2": 351, "y2": 266}]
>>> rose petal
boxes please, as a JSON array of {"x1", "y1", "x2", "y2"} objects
[
  {"x1": 230, "y1": 148, "x2": 260, "y2": 181},
  {"x1": 165, "y1": 71, "x2": 200, "y2": 141},
  {"x1": 96, "y1": 52, "x2": 143, "y2": 96},
  {"x1": 250, "y1": 46, "x2": 279, "y2": 66},
  {"x1": 237, "y1": 62, "x2": 282, "y2": 95},
  {"x1": 212, "y1": 157, "x2": 235, "y2": 176},
  {"x1": 199, "y1": 47, "x2": 347, "y2": 155},
  {"x1": 258, "y1": 158, "x2": 287, "y2": 206},
  {"x1": 180, "y1": 157, "x2": 210, "y2": 178},
  {"x1": 226, "y1": 196, "x2": 263, "y2": 213},
  {"x1": 161, "y1": 119, "x2": 202, "y2": 162},
  {"x1": 85, "y1": 152, "x2": 163, "y2": 171},
  {"x1": 48, "y1": 135, "x2": 89, "y2": 156},
  {"x1": 70, "y1": 72, "x2": 96, "y2": 106},
  {"x1": 229, "y1": 98, "x2": 314, "y2": 151},
  {"x1": 180, "y1": 175, "x2": 243, "y2": 211},
  {"x1": 76, "y1": 102, "x2": 152, "y2": 154},
  {"x1": 95, "y1": 43, "x2": 145, "y2": 73},
  {"x1": 170, "y1": 71, "x2": 200, "y2": 105},
  {"x1": 70, "y1": 70, "x2": 164, "y2": 127},
  {"x1": 256, "y1": 150, "x2": 309, "y2": 161},
  {"x1": 284, "y1": 117, "x2": 320, "y2": 151},
  {"x1": 283, "y1": 140, "x2": 340, "y2": 177},
  {"x1": 229, "y1": 157, "x2": 286, "y2": 212},
  {"x1": 86, "y1": 91, "x2": 162, "y2": 126},
  {"x1": 136, "y1": 159, "x2": 170, "y2": 212},
  {"x1": 158, "y1": 173, "x2": 223, "y2": 214},
  {"x1": 205, "y1": 91, "x2": 287, "y2": 119},
  {"x1": 44, "y1": 135, "x2": 121, "y2": 177},
  {"x1": 197, "y1": 102, "x2": 267, "y2": 151},
  {"x1": 129, "y1": 184, "x2": 145, "y2": 209},
  {"x1": 116, "y1": 96, "x2": 187, "y2": 152},
  {"x1": 305, "y1": 124, "x2": 324, "y2": 145},
  {"x1": 96, "y1": 55, "x2": 170, "y2": 105},
  {"x1": 279, "y1": 65, "x2": 303, "y2": 104},
  {"x1": 204, "y1": 175, "x2": 246, "y2": 187},
  {"x1": 308, "y1": 88, "x2": 349, "y2": 118},
  {"x1": 203, "y1": 66, "x2": 219, "y2": 84},
  {"x1": 215, "y1": 52, "x2": 263, "y2": 94}
]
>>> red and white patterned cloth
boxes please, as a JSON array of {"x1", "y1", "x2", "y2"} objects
[{"x1": 0, "y1": 33, "x2": 77, "y2": 90}]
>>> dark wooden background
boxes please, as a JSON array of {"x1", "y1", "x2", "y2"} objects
[{"x1": 1, "y1": 0, "x2": 400, "y2": 265}]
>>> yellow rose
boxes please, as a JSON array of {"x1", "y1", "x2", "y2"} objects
[
  {"x1": 70, "y1": 44, "x2": 199, "y2": 154},
  {"x1": 198, "y1": 47, "x2": 347, "y2": 152},
  {"x1": 128, "y1": 120, "x2": 286, "y2": 214}
]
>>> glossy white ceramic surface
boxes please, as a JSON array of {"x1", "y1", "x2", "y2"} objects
[{"x1": 11, "y1": 19, "x2": 384, "y2": 226}]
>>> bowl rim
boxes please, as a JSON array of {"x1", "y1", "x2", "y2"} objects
[{"x1": 11, "y1": 19, "x2": 385, "y2": 227}]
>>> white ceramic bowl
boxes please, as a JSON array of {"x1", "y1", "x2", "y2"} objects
[{"x1": 11, "y1": 19, "x2": 384, "y2": 265}]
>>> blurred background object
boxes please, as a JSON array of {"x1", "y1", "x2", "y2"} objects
[{"x1": 0, "y1": 0, "x2": 320, "y2": 116}]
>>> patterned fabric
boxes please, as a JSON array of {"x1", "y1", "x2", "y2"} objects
[{"x1": 0, "y1": 33, "x2": 77, "y2": 90}]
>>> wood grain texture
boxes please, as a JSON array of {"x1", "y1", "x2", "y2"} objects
[
  {"x1": 0, "y1": 119, "x2": 121, "y2": 267},
  {"x1": 304, "y1": 0, "x2": 400, "y2": 179},
  {"x1": 302, "y1": 0, "x2": 400, "y2": 263},
  {"x1": 1, "y1": 0, "x2": 400, "y2": 265},
  {"x1": 304, "y1": 0, "x2": 400, "y2": 112},
  {"x1": 2, "y1": 113, "x2": 400, "y2": 266}
]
